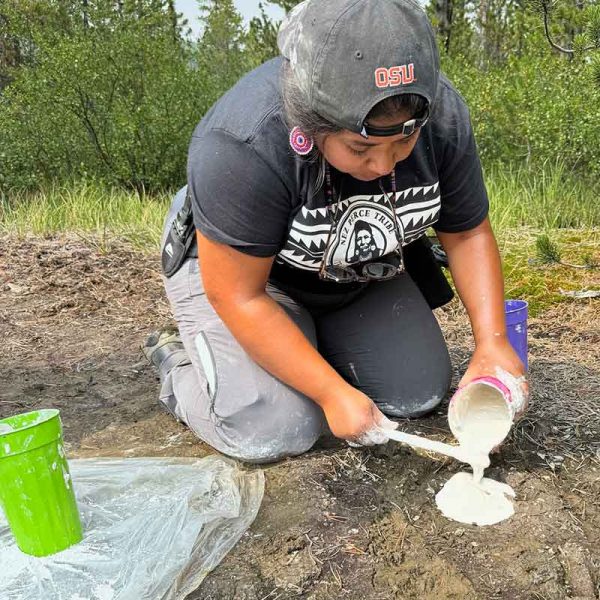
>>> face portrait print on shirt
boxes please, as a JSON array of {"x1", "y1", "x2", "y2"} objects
[
  {"x1": 328, "y1": 199, "x2": 402, "y2": 268},
  {"x1": 351, "y1": 220, "x2": 383, "y2": 262}
]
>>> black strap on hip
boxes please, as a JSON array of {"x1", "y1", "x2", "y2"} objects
[{"x1": 162, "y1": 190, "x2": 196, "y2": 278}]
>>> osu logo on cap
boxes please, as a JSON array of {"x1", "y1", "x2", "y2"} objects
[{"x1": 374, "y1": 63, "x2": 415, "y2": 89}]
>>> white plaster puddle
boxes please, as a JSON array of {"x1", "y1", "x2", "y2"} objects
[{"x1": 384, "y1": 371, "x2": 527, "y2": 527}]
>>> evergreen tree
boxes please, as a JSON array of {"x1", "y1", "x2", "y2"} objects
[
  {"x1": 196, "y1": 0, "x2": 251, "y2": 100},
  {"x1": 529, "y1": 0, "x2": 600, "y2": 86},
  {"x1": 246, "y1": 3, "x2": 279, "y2": 66}
]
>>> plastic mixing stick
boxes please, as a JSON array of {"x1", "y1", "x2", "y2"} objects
[{"x1": 383, "y1": 428, "x2": 470, "y2": 464}]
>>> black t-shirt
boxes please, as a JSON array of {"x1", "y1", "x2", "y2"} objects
[{"x1": 187, "y1": 57, "x2": 488, "y2": 294}]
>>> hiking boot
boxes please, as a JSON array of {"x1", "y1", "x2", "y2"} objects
[
  {"x1": 142, "y1": 327, "x2": 185, "y2": 371},
  {"x1": 142, "y1": 328, "x2": 190, "y2": 423}
]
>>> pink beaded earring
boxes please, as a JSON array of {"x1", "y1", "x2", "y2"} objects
[{"x1": 289, "y1": 126, "x2": 314, "y2": 155}]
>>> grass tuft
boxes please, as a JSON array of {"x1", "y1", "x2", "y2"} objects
[{"x1": 536, "y1": 234, "x2": 562, "y2": 264}]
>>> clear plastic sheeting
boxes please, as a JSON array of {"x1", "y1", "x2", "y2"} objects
[{"x1": 0, "y1": 456, "x2": 264, "y2": 600}]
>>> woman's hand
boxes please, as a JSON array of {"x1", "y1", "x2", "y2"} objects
[
  {"x1": 460, "y1": 335, "x2": 529, "y2": 420},
  {"x1": 322, "y1": 388, "x2": 398, "y2": 445}
]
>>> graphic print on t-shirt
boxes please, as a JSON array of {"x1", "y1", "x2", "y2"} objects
[
  {"x1": 278, "y1": 182, "x2": 441, "y2": 271},
  {"x1": 328, "y1": 200, "x2": 398, "y2": 266},
  {"x1": 349, "y1": 219, "x2": 385, "y2": 262}
]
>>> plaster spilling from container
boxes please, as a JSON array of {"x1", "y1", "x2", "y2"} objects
[
  {"x1": 437, "y1": 370, "x2": 527, "y2": 526},
  {"x1": 386, "y1": 370, "x2": 527, "y2": 526}
]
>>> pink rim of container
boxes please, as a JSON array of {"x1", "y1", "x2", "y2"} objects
[{"x1": 450, "y1": 376, "x2": 512, "y2": 404}]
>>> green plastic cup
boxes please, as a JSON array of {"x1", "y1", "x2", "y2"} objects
[{"x1": 0, "y1": 409, "x2": 83, "y2": 556}]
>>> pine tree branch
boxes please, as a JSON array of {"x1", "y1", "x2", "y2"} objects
[{"x1": 541, "y1": 1, "x2": 574, "y2": 55}]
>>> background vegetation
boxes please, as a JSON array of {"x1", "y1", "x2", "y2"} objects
[{"x1": 1, "y1": 0, "x2": 599, "y2": 197}]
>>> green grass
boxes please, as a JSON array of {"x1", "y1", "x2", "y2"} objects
[
  {"x1": 1, "y1": 162, "x2": 598, "y2": 242},
  {"x1": 486, "y1": 161, "x2": 600, "y2": 230},
  {"x1": 484, "y1": 161, "x2": 599, "y2": 314},
  {"x1": 498, "y1": 228, "x2": 599, "y2": 315},
  {"x1": 0, "y1": 182, "x2": 170, "y2": 250}
]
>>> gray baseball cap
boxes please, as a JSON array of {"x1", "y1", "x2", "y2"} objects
[{"x1": 278, "y1": 0, "x2": 440, "y2": 136}]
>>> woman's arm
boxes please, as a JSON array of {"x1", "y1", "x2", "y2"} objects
[
  {"x1": 196, "y1": 231, "x2": 394, "y2": 443},
  {"x1": 436, "y1": 218, "x2": 526, "y2": 388}
]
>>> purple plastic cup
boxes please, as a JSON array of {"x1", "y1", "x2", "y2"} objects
[{"x1": 505, "y1": 300, "x2": 528, "y2": 370}]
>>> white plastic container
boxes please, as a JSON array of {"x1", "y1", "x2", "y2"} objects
[{"x1": 448, "y1": 376, "x2": 524, "y2": 454}]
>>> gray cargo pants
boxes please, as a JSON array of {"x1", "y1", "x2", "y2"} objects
[{"x1": 158, "y1": 189, "x2": 452, "y2": 463}]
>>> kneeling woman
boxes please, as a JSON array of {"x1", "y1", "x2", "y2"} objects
[{"x1": 145, "y1": 0, "x2": 525, "y2": 462}]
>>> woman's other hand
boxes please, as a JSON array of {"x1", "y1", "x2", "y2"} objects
[{"x1": 460, "y1": 335, "x2": 529, "y2": 420}]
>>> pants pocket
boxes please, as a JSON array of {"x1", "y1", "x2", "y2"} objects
[{"x1": 194, "y1": 331, "x2": 218, "y2": 404}]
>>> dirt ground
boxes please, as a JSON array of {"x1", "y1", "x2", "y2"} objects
[{"x1": 1, "y1": 233, "x2": 599, "y2": 600}]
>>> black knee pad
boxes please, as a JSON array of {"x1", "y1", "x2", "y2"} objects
[{"x1": 374, "y1": 354, "x2": 452, "y2": 418}]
